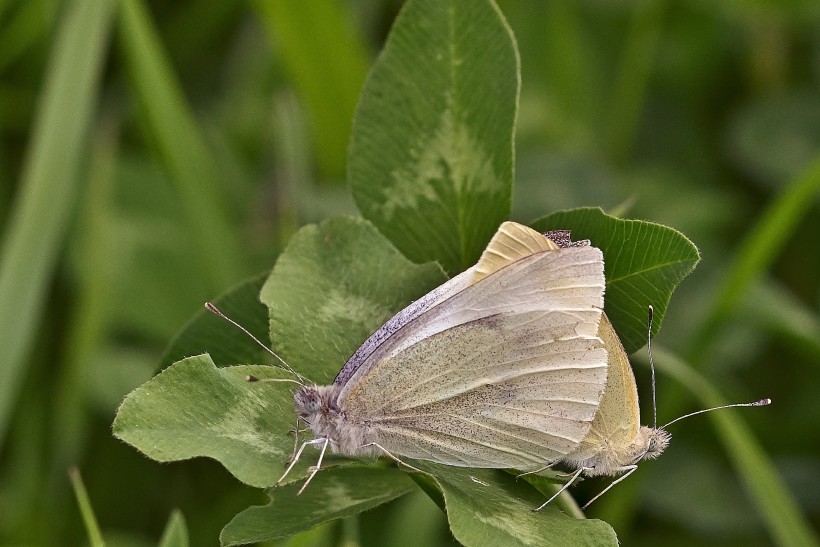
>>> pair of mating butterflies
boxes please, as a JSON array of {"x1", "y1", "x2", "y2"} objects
[{"x1": 263, "y1": 221, "x2": 766, "y2": 509}]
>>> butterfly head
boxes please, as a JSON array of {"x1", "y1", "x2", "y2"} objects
[
  {"x1": 635, "y1": 426, "x2": 671, "y2": 463},
  {"x1": 293, "y1": 384, "x2": 370, "y2": 456},
  {"x1": 293, "y1": 386, "x2": 338, "y2": 423},
  {"x1": 294, "y1": 386, "x2": 321, "y2": 419},
  {"x1": 294, "y1": 385, "x2": 342, "y2": 424}
]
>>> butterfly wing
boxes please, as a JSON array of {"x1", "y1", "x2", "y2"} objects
[
  {"x1": 334, "y1": 222, "x2": 561, "y2": 386},
  {"x1": 561, "y1": 314, "x2": 642, "y2": 471},
  {"x1": 337, "y1": 223, "x2": 609, "y2": 469},
  {"x1": 333, "y1": 266, "x2": 477, "y2": 386}
]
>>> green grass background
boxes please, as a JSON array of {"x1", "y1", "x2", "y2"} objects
[{"x1": 0, "y1": 1, "x2": 818, "y2": 545}]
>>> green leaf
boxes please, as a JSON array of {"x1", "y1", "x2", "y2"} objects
[
  {"x1": 349, "y1": 0, "x2": 519, "y2": 275},
  {"x1": 159, "y1": 510, "x2": 189, "y2": 547},
  {"x1": 113, "y1": 356, "x2": 300, "y2": 488},
  {"x1": 261, "y1": 216, "x2": 447, "y2": 385},
  {"x1": 220, "y1": 463, "x2": 616, "y2": 547},
  {"x1": 159, "y1": 273, "x2": 271, "y2": 371},
  {"x1": 531, "y1": 207, "x2": 700, "y2": 354},
  {"x1": 414, "y1": 465, "x2": 617, "y2": 547},
  {"x1": 220, "y1": 466, "x2": 416, "y2": 546}
]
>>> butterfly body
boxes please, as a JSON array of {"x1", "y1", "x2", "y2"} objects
[{"x1": 563, "y1": 425, "x2": 670, "y2": 477}]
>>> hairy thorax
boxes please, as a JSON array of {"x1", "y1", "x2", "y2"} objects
[{"x1": 293, "y1": 385, "x2": 376, "y2": 457}]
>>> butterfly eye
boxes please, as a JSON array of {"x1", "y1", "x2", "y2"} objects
[
  {"x1": 305, "y1": 398, "x2": 320, "y2": 413},
  {"x1": 295, "y1": 388, "x2": 324, "y2": 415}
]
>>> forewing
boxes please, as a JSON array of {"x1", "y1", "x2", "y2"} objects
[
  {"x1": 339, "y1": 244, "x2": 607, "y2": 468},
  {"x1": 334, "y1": 221, "x2": 555, "y2": 386},
  {"x1": 334, "y1": 267, "x2": 476, "y2": 386}
]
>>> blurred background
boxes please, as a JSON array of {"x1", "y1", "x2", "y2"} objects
[{"x1": 0, "y1": 0, "x2": 818, "y2": 545}]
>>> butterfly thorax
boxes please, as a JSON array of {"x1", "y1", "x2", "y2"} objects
[
  {"x1": 294, "y1": 385, "x2": 373, "y2": 456},
  {"x1": 567, "y1": 426, "x2": 671, "y2": 477}
]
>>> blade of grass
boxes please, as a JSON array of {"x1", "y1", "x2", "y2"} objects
[
  {"x1": 254, "y1": 0, "x2": 369, "y2": 179},
  {"x1": 605, "y1": 0, "x2": 666, "y2": 165},
  {"x1": 741, "y1": 280, "x2": 820, "y2": 362},
  {"x1": 164, "y1": 1, "x2": 242, "y2": 69},
  {"x1": 376, "y1": 490, "x2": 448, "y2": 547},
  {"x1": 0, "y1": 0, "x2": 60, "y2": 72},
  {"x1": 118, "y1": 0, "x2": 243, "y2": 291},
  {"x1": 0, "y1": 0, "x2": 16, "y2": 23},
  {"x1": 0, "y1": 0, "x2": 114, "y2": 450},
  {"x1": 69, "y1": 468, "x2": 105, "y2": 547},
  {"x1": 689, "y1": 155, "x2": 820, "y2": 365},
  {"x1": 0, "y1": 365, "x2": 48, "y2": 542},
  {"x1": 50, "y1": 113, "x2": 120, "y2": 473},
  {"x1": 543, "y1": 2, "x2": 600, "y2": 149},
  {"x1": 158, "y1": 510, "x2": 189, "y2": 547},
  {"x1": 272, "y1": 92, "x2": 309, "y2": 239},
  {"x1": 640, "y1": 347, "x2": 818, "y2": 547},
  {"x1": 0, "y1": 83, "x2": 35, "y2": 136}
]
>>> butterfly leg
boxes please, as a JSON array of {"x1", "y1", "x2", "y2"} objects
[
  {"x1": 532, "y1": 466, "x2": 589, "y2": 512},
  {"x1": 516, "y1": 461, "x2": 557, "y2": 479},
  {"x1": 288, "y1": 416, "x2": 310, "y2": 463},
  {"x1": 286, "y1": 416, "x2": 305, "y2": 463},
  {"x1": 277, "y1": 437, "x2": 326, "y2": 487},
  {"x1": 360, "y1": 442, "x2": 424, "y2": 474},
  {"x1": 581, "y1": 465, "x2": 638, "y2": 510},
  {"x1": 296, "y1": 437, "x2": 330, "y2": 495}
]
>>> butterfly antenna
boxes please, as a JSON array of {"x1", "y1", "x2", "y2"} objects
[
  {"x1": 662, "y1": 398, "x2": 771, "y2": 429},
  {"x1": 647, "y1": 305, "x2": 658, "y2": 430},
  {"x1": 644, "y1": 304, "x2": 771, "y2": 429},
  {"x1": 204, "y1": 302, "x2": 307, "y2": 385}
]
